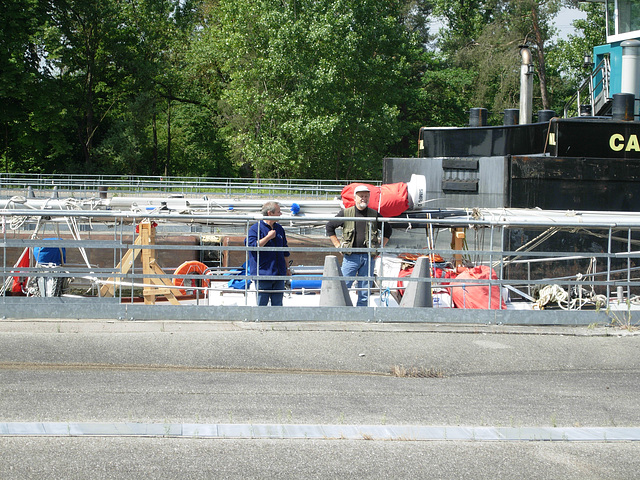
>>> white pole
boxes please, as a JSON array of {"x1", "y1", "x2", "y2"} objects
[
  {"x1": 519, "y1": 46, "x2": 534, "y2": 125},
  {"x1": 621, "y1": 40, "x2": 640, "y2": 117}
]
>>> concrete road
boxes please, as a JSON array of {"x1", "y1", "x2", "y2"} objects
[
  {"x1": 2, "y1": 437, "x2": 640, "y2": 480},
  {"x1": 0, "y1": 320, "x2": 639, "y2": 479}
]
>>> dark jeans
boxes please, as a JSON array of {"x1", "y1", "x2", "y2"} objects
[{"x1": 256, "y1": 279, "x2": 285, "y2": 306}]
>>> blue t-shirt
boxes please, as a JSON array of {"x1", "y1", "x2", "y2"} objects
[{"x1": 247, "y1": 221, "x2": 289, "y2": 277}]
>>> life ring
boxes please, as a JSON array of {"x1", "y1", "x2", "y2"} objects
[{"x1": 173, "y1": 261, "x2": 211, "y2": 295}]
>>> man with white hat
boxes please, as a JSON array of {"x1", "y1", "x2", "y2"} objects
[{"x1": 326, "y1": 184, "x2": 392, "y2": 306}]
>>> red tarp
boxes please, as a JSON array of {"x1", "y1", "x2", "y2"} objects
[
  {"x1": 341, "y1": 182, "x2": 409, "y2": 217},
  {"x1": 449, "y1": 265, "x2": 506, "y2": 310},
  {"x1": 397, "y1": 267, "x2": 413, "y2": 297}
]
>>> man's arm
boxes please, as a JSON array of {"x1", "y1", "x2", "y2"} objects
[
  {"x1": 326, "y1": 209, "x2": 344, "y2": 248},
  {"x1": 380, "y1": 218, "x2": 392, "y2": 247},
  {"x1": 258, "y1": 228, "x2": 276, "y2": 247},
  {"x1": 247, "y1": 224, "x2": 258, "y2": 247},
  {"x1": 249, "y1": 222, "x2": 275, "y2": 247}
]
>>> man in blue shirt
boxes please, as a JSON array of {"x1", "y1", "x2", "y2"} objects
[{"x1": 247, "y1": 201, "x2": 290, "y2": 306}]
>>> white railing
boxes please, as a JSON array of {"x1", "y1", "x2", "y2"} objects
[
  {"x1": 2, "y1": 207, "x2": 640, "y2": 324},
  {"x1": 0, "y1": 173, "x2": 380, "y2": 200},
  {"x1": 564, "y1": 56, "x2": 611, "y2": 118}
]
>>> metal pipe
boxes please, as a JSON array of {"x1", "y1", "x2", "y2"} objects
[
  {"x1": 621, "y1": 40, "x2": 640, "y2": 109},
  {"x1": 519, "y1": 45, "x2": 534, "y2": 124}
]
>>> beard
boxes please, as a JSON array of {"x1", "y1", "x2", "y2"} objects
[{"x1": 356, "y1": 200, "x2": 368, "y2": 209}]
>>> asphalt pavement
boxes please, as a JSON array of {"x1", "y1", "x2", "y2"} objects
[{"x1": 0, "y1": 319, "x2": 639, "y2": 479}]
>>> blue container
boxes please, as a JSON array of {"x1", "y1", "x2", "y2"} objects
[
  {"x1": 34, "y1": 238, "x2": 66, "y2": 265},
  {"x1": 291, "y1": 276, "x2": 322, "y2": 290}
]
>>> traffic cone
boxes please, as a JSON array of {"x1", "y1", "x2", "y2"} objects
[
  {"x1": 319, "y1": 255, "x2": 353, "y2": 306},
  {"x1": 399, "y1": 256, "x2": 432, "y2": 307}
]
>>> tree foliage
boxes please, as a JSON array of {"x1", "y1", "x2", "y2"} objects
[
  {"x1": 0, "y1": 0, "x2": 614, "y2": 178},
  {"x1": 546, "y1": 2, "x2": 606, "y2": 114},
  {"x1": 432, "y1": 0, "x2": 570, "y2": 123},
  {"x1": 205, "y1": 0, "x2": 420, "y2": 179},
  {"x1": 1, "y1": 0, "x2": 54, "y2": 172}
]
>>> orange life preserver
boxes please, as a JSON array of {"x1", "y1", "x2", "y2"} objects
[{"x1": 173, "y1": 261, "x2": 211, "y2": 296}]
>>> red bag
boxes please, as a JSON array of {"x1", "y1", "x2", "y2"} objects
[
  {"x1": 396, "y1": 267, "x2": 413, "y2": 297},
  {"x1": 449, "y1": 265, "x2": 505, "y2": 310},
  {"x1": 341, "y1": 182, "x2": 409, "y2": 217}
]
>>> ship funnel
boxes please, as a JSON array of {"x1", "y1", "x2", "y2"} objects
[
  {"x1": 621, "y1": 40, "x2": 640, "y2": 119},
  {"x1": 519, "y1": 45, "x2": 534, "y2": 124}
]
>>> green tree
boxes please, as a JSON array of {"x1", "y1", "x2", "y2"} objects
[
  {"x1": 0, "y1": 0, "x2": 48, "y2": 172},
  {"x1": 91, "y1": 0, "x2": 209, "y2": 176},
  {"x1": 508, "y1": 0, "x2": 563, "y2": 110},
  {"x1": 432, "y1": 0, "x2": 499, "y2": 52},
  {"x1": 420, "y1": 57, "x2": 477, "y2": 128},
  {"x1": 205, "y1": 0, "x2": 418, "y2": 179},
  {"x1": 43, "y1": 0, "x2": 130, "y2": 171},
  {"x1": 431, "y1": 0, "x2": 566, "y2": 123},
  {"x1": 1, "y1": 0, "x2": 232, "y2": 176},
  {"x1": 546, "y1": 2, "x2": 606, "y2": 114},
  {"x1": 37, "y1": 0, "x2": 228, "y2": 176}
]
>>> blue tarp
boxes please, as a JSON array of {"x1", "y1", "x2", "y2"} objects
[{"x1": 226, "y1": 263, "x2": 251, "y2": 289}]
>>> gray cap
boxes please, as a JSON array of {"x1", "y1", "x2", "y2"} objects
[{"x1": 353, "y1": 185, "x2": 370, "y2": 194}]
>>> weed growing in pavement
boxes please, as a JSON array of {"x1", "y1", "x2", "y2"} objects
[
  {"x1": 390, "y1": 365, "x2": 446, "y2": 378},
  {"x1": 606, "y1": 300, "x2": 640, "y2": 332}
]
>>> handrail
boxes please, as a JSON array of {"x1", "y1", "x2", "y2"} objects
[
  {"x1": 0, "y1": 173, "x2": 380, "y2": 199},
  {"x1": 563, "y1": 56, "x2": 610, "y2": 118},
  {"x1": 2, "y1": 207, "x2": 640, "y2": 316}
]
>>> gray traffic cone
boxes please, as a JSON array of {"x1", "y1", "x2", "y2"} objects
[
  {"x1": 399, "y1": 256, "x2": 432, "y2": 307},
  {"x1": 319, "y1": 255, "x2": 353, "y2": 306}
]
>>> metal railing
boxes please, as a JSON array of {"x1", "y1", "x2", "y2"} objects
[
  {"x1": 2, "y1": 207, "x2": 640, "y2": 325},
  {"x1": 0, "y1": 173, "x2": 380, "y2": 200},
  {"x1": 564, "y1": 56, "x2": 611, "y2": 118}
]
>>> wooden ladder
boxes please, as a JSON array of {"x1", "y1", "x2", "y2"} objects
[{"x1": 100, "y1": 221, "x2": 180, "y2": 305}]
